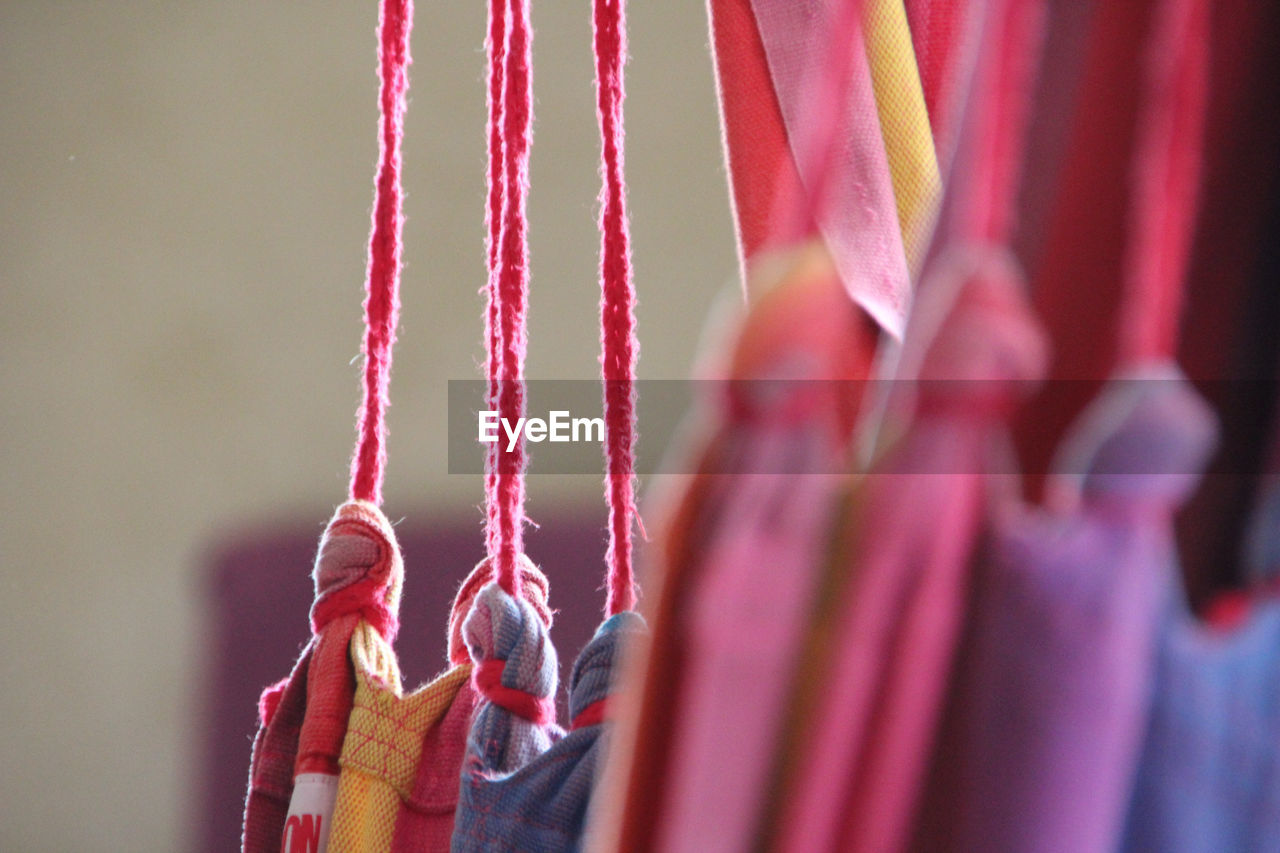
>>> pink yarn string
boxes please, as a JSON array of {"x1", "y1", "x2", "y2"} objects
[
  {"x1": 1118, "y1": 0, "x2": 1208, "y2": 364},
  {"x1": 593, "y1": 0, "x2": 639, "y2": 616},
  {"x1": 485, "y1": 0, "x2": 535, "y2": 596},
  {"x1": 351, "y1": 0, "x2": 415, "y2": 506},
  {"x1": 484, "y1": 0, "x2": 508, "y2": 558}
]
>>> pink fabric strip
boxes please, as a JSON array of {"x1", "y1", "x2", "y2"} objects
[
  {"x1": 1118, "y1": 0, "x2": 1208, "y2": 364},
  {"x1": 350, "y1": 0, "x2": 414, "y2": 506},
  {"x1": 749, "y1": 0, "x2": 911, "y2": 336}
]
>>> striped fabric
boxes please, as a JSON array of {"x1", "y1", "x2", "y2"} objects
[{"x1": 452, "y1": 600, "x2": 646, "y2": 852}]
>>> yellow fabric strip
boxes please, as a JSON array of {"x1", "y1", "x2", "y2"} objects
[
  {"x1": 864, "y1": 0, "x2": 941, "y2": 277},
  {"x1": 328, "y1": 623, "x2": 471, "y2": 852}
]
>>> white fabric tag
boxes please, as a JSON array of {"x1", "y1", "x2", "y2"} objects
[{"x1": 282, "y1": 772, "x2": 338, "y2": 853}]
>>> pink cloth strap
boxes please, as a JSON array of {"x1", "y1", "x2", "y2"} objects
[
  {"x1": 350, "y1": 0, "x2": 414, "y2": 506},
  {"x1": 1117, "y1": 0, "x2": 1208, "y2": 364}
]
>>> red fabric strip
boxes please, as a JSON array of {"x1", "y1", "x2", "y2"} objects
[
  {"x1": 350, "y1": 0, "x2": 414, "y2": 506},
  {"x1": 572, "y1": 698, "x2": 610, "y2": 730},
  {"x1": 473, "y1": 659, "x2": 557, "y2": 725},
  {"x1": 1118, "y1": 0, "x2": 1208, "y2": 364}
]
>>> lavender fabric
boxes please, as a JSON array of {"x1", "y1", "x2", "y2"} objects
[
  {"x1": 451, "y1": 582, "x2": 646, "y2": 852},
  {"x1": 1121, "y1": 601, "x2": 1280, "y2": 852},
  {"x1": 920, "y1": 371, "x2": 1217, "y2": 853}
]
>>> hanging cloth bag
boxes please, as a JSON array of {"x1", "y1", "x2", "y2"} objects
[
  {"x1": 915, "y1": 0, "x2": 1214, "y2": 850},
  {"x1": 589, "y1": 1, "x2": 941, "y2": 850}
]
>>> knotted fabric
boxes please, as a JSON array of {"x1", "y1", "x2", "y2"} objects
[
  {"x1": 324, "y1": 555, "x2": 553, "y2": 853},
  {"x1": 459, "y1": 580, "x2": 561, "y2": 779},
  {"x1": 453, "y1": 606, "x2": 647, "y2": 852},
  {"x1": 242, "y1": 500, "x2": 404, "y2": 851}
]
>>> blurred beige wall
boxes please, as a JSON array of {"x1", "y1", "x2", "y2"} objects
[{"x1": 0, "y1": 2, "x2": 734, "y2": 849}]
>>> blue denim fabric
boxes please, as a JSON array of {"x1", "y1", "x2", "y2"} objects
[
  {"x1": 452, "y1": 608, "x2": 647, "y2": 852},
  {"x1": 1122, "y1": 602, "x2": 1280, "y2": 853}
]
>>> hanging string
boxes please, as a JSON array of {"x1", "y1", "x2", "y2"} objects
[
  {"x1": 483, "y1": 0, "x2": 508, "y2": 558},
  {"x1": 1117, "y1": 0, "x2": 1208, "y2": 364},
  {"x1": 593, "y1": 0, "x2": 639, "y2": 616},
  {"x1": 485, "y1": 0, "x2": 535, "y2": 595},
  {"x1": 350, "y1": 0, "x2": 415, "y2": 506}
]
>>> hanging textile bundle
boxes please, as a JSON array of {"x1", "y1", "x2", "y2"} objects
[
  {"x1": 756, "y1": 2, "x2": 1049, "y2": 850},
  {"x1": 241, "y1": 2, "x2": 549, "y2": 850},
  {"x1": 917, "y1": 0, "x2": 1215, "y2": 850},
  {"x1": 448, "y1": 0, "x2": 648, "y2": 848},
  {"x1": 1117, "y1": 1, "x2": 1280, "y2": 848},
  {"x1": 241, "y1": 0, "x2": 416, "y2": 848},
  {"x1": 589, "y1": 1, "x2": 945, "y2": 850},
  {"x1": 244, "y1": 503, "x2": 407, "y2": 853}
]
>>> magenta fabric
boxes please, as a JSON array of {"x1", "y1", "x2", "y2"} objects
[
  {"x1": 748, "y1": 0, "x2": 911, "y2": 335},
  {"x1": 919, "y1": 371, "x2": 1217, "y2": 853},
  {"x1": 387, "y1": 680, "x2": 481, "y2": 852},
  {"x1": 768, "y1": 247, "x2": 1046, "y2": 853},
  {"x1": 653, "y1": 423, "x2": 845, "y2": 853}
]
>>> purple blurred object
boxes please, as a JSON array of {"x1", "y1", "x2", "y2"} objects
[
  {"x1": 1122, "y1": 600, "x2": 1280, "y2": 853},
  {"x1": 919, "y1": 370, "x2": 1217, "y2": 853}
]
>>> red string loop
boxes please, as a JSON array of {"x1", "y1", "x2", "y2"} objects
[{"x1": 350, "y1": 0, "x2": 415, "y2": 506}]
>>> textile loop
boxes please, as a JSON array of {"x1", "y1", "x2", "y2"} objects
[
  {"x1": 308, "y1": 501, "x2": 405, "y2": 642},
  {"x1": 571, "y1": 698, "x2": 609, "y2": 730},
  {"x1": 448, "y1": 554, "x2": 553, "y2": 667},
  {"x1": 462, "y1": 580, "x2": 560, "y2": 729},
  {"x1": 473, "y1": 659, "x2": 558, "y2": 725}
]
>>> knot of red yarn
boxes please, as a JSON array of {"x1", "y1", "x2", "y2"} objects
[
  {"x1": 309, "y1": 501, "x2": 404, "y2": 642},
  {"x1": 472, "y1": 658, "x2": 557, "y2": 725}
]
